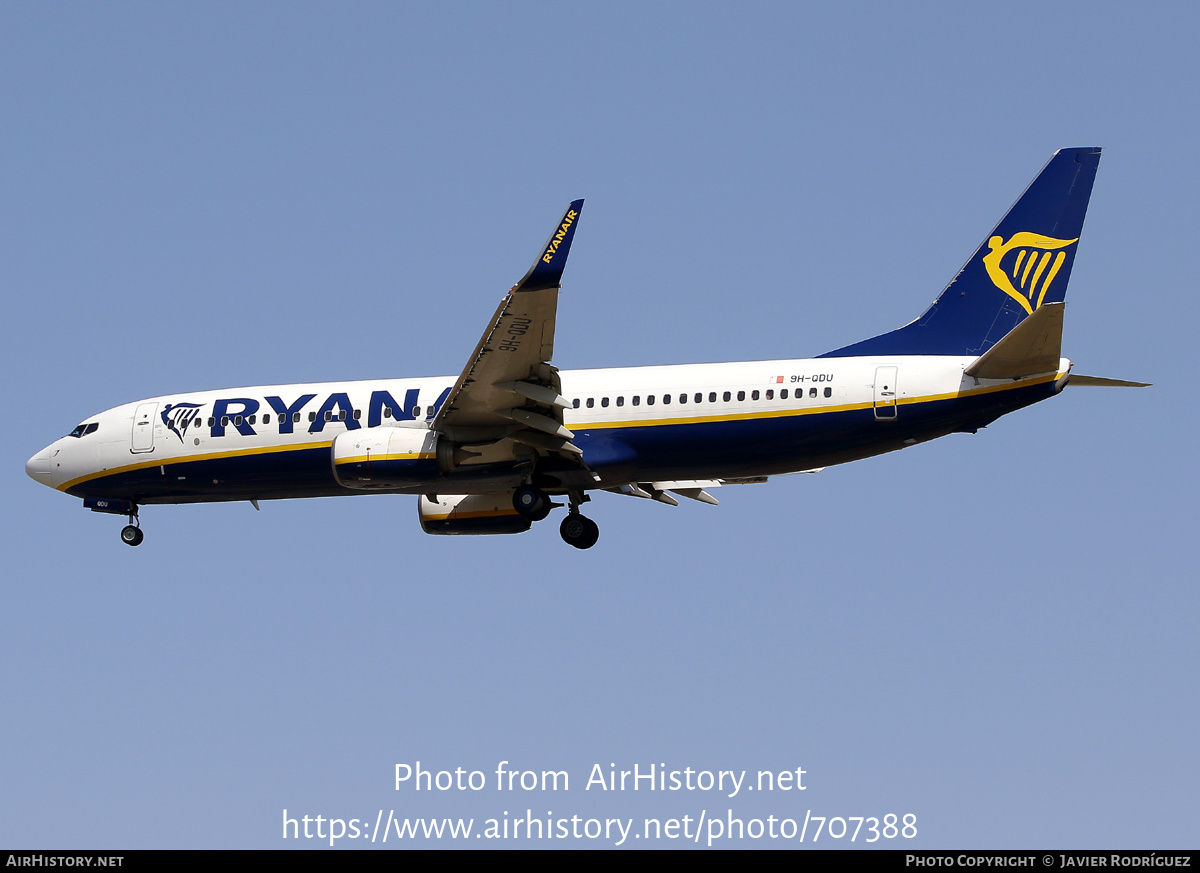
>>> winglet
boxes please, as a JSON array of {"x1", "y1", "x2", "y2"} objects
[{"x1": 512, "y1": 199, "x2": 585, "y2": 292}]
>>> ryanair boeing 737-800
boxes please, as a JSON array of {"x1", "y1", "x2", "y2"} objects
[{"x1": 26, "y1": 148, "x2": 1146, "y2": 549}]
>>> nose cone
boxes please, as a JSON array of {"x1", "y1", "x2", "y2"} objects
[{"x1": 26, "y1": 446, "x2": 54, "y2": 488}]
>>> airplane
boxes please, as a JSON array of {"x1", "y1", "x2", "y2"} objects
[{"x1": 26, "y1": 147, "x2": 1148, "y2": 549}]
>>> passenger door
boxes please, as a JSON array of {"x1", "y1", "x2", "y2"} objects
[
  {"x1": 131, "y1": 402, "x2": 158, "y2": 453},
  {"x1": 873, "y1": 367, "x2": 898, "y2": 421}
]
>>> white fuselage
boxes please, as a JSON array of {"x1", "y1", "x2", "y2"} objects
[{"x1": 27, "y1": 354, "x2": 1068, "y2": 504}]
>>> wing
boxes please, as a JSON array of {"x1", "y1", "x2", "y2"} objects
[
  {"x1": 433, "y1": 200, "x2": 585, "y2": 461},
  {"x1": 605, "y1": 473, "x2": 822, "y2": 507}
]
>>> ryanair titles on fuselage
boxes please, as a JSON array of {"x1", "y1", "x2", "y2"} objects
[{"x1": 162, "y1": 386, "x2": 453, "y2": 443}]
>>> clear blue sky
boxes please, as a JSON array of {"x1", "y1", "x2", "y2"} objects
[{"x1": 2, "y1": 2, "x2": 1195, "y2": 848}]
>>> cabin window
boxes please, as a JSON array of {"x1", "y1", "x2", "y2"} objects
[
  {"x1": 709, "y1": 392, "x2": 717, "y2": 402},
  {"x1": 632, "y1": 396, "x2": 640, "y2": 406},
  {"x1": 647, "y1": 395, "x2": 655, "y2": 405},
  {"x1": 781, "y1": 389, "x2": 789, "y2": 399},
  {"x1": 810, "y1": 387, "x2": 818, "y2": 398},
  {"x1": 208, "y1": 417, "x2": 216, "y2": 427},
  {"x1": 586, "y1": 398, "x2": 594, "y2": 408},
  {"x1": 766, "y1": 389, "x2": 774, "y2": 400},
  {"x1": 233, "y1": 415, "x2": 243, "y2": 426},
  {"x1": 601, "y1": 397, "x2": 609, "y2": 407},
  {"x1": 616, "y1": 396, "x2": 624, "y2": 407},
  {"x1": 751, "y1": 390, "x2": 760, "y2": 400},
  {"x1": 338, "y1": 410, "x2": 346, "y2": 421},
  {"x1": 353, "y1": 409, "x2": 361, "y2": 420},
  {"x1": 737, "y1": 391, "x2": 745, "y2": 402},
  {"x1": 695, "y1": 393, "x2": 703, "y2": 403},
  {"x1": 824, "y1": 387, "x2": 832, "y2": 398},
  {"x1": 309, "y1": 412, "x2": 317, "y2": 422},
  {"x1": 723, "y1": 391, "x2": 731, "y2": 402},
  {"x1": 663, "y1": 394, "x2": 671, "y2": 405},
  {"x1": 572, "y1": 399, "x2": 580, "y2": 409},
  {"x1": 247, "y1": 414, "x2": 256, "y2": 425},
  {"x1": 384, "y1": 407, "x2": 392, "y2": 419},
  {"x1": 324, "y1": 411, "x2": 332, "y2": 421},
  {"x1": 681, "y1": 394, "x2": 689, "y2": 404},
  {"x1": 291, "y1": 413, "x2": 299, "y2": 423}
]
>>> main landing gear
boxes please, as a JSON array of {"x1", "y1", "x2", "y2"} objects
[
  {"x1": 559, "y1": 513, "x2": 599, "y2": 550},
  {"x1": 512, "y1": 485, "x2": 552, "y2": 521},
  {"x1": 559, "y1": 490, "x2": 599, "y2": 550},
  {"x1": 512, "y1": 485, "x2": 599, "y2": 549}
]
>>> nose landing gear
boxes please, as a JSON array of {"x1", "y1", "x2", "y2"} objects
[{"x1": 120, "y1": 505, "x2": 143, "y2": 547}]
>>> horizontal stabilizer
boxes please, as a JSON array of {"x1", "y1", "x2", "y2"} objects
[
  {"x1": 1067, "y1": 375, "x2": 1152, "y2": 388},
  {"x1": 965, "y1": 302, "x2": 1064, "y2": 380}
]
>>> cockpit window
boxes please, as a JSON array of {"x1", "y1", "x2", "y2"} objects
[{"x1": 68, "y1": 422, "x2": 99, "y2": 438}]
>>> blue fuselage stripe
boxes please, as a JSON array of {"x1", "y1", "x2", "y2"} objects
[{"x1": 67, "y1": 381, "x2": 1054, "y2": 503}]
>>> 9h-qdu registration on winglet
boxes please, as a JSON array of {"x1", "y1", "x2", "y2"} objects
[{"x1": 26, "y1": 148, "x2": 1148, "y2": 549}]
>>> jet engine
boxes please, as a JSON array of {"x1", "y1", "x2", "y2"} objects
[
  {"x1": 418, "y1": 492, "x2": 531, "y2": 535},
  {"x1": 331, "y1": 427, "x2": 441, "y2": 489}
]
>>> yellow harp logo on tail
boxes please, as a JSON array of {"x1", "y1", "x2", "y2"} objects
[{"x1": 982, "y1": 232, "x2": 1078, "y2": 315}]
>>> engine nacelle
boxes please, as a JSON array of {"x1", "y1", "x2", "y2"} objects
[
  {"x1": 418, "y1": 493, "x2": 531, "y2": 535},
  {"x1": 332, "y1": 427, "x2": 440, "y2": 489}
]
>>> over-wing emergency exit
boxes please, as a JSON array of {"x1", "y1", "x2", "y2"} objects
[{"x1": 26, "y1": 149, "x2": 1147, "y2": 548}]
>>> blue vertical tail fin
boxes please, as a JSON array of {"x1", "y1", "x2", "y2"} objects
[{"x1": 821, "y1": 147, "x2": 1101, "y2": 358}]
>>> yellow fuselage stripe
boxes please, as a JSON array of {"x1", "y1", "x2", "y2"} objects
[
  {"x1": 60, "y1": 373, "x2": 1059, "y2": 492},
  {"x1": 57, "y1": 440, "x2": 335, "y2": 492}
]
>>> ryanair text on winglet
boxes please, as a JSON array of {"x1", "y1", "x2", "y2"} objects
[{"x1": 541, "y1": 210, "x2": 578, "y2": 264}]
